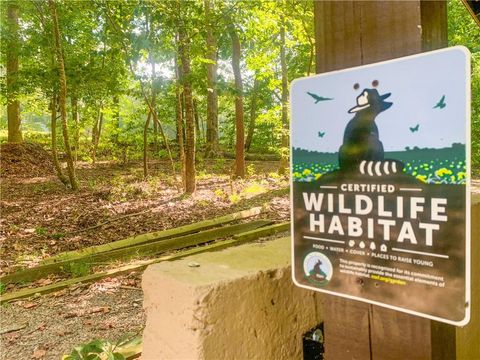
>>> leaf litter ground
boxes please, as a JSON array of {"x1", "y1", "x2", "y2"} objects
[{"x1": 0, "y1": 158, "x2": 290, "y2": 359}]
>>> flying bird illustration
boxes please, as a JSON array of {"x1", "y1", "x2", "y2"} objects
[
  {"x1": 433, "y1": 95, "x2": 446, "y2": 109},
  {"x1": 318, "y1": 131, "x2": 325, "y2": 138},
  {"x1": 307, "y1": 92, "x2": 333, "y2": 103},
  {"x1": 409, "y1": 124, "x2": 420, "y2": 133}
]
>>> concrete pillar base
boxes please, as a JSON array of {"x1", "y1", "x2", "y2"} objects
[{"x1": 141, "y1": 237, "x2": 323, "y2": 359}]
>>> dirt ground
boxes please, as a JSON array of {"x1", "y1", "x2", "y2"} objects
[
  {"x1": 0, "y1": 159, "x2": 289, "y2": 272},
  {"x1": 0, "y1": 274, "x2": 145, "y2": 360},
  {"x1": 0, "y1": 157, "x2": 290, "y2": 359}
]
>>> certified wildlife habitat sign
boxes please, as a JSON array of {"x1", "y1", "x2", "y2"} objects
[{"x1": 290, "y1": 47, "x2": 471, "y2": 325}]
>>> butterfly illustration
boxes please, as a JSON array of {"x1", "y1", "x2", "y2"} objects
[
  {"x1": 409, "y1": 124, "x2": 419, "y2": 133},
  {"x1": 318, "y1": 131, "x2": 325, "y2": 138}
]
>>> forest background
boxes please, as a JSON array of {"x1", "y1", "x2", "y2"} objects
[{"x1": 1, "y1": 0, "x2": 479, "y2": 190}]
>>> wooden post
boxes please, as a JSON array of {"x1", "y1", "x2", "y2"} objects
[{"x1": 314, "y1": 1, "x2": 479, "y2": 359}]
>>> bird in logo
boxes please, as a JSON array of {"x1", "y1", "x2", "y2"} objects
[
  {"x1": 410, "y1": 124, "x2": 420, "y2": 133},
  {"x1": 318, "y1": 131, "x2": 325, "y2": 138},
  {"x1": 433, "y1": 95, "x2": 446, "y2": 109},
  {"x1": 307, "y1": 92, "x2": 333, "y2": 104}
]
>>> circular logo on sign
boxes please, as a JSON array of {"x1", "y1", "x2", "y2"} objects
[{"x1": 303, "y1": 252, "x2": 333, "y2": 286}]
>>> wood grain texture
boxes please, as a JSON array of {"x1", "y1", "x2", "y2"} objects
[
  {"x1": 370, "y1": 306, "x2": 431, "y2": 360},
  {"x1": 455, "y1": 200, "x2": 480, "y2": 360},
  {"x1": 314, "y1": 2, "x2": 456, "y2": 359},
  {"x1": 357, "y1": 1, "x2": 422, "y2": 64},
  {"x1": 323, "y1": 296, "x2": 371, "y2": 360}
]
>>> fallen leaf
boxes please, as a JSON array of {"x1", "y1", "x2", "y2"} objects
[
  {"x1": 90, "y1": 306, "x2": 110, "y2": 314},
  {"x1": 124, "y1": 279, "x2": 136, "y2": 286},
  {"x1": 53, "y1": 289, "x2": 67, "y2": 298},
  {"x1": 57, "y1": 330, "x2": 72, "y2": 336},
  {"x1": 63, "y1": 312, "x2": 80, "y2": 319},
  {"x1": 37, "y1": 323, "x2": 46, "y2": 331},
  {"x1": 37, "y1": 278, "x2": 53, "y2": 286},
  {"x1": 98, "y1": 322, "x2": 113, "y2": 330},
  {"x1": 32, "y1": 349, "x2": 46, "y2": 359},
  {"x1": 23, "y1": 302, "x2": 37, "y2": 309},
  {"x1": 83, "y1": 320, "x2": 93, "y2": 326}
]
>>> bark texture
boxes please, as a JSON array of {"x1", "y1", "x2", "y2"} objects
[
  {"x1": 226, "y1": 14, "x2": 245, "y2": 178},
  {"x1": 177, "y1": 19, "x2": 196, "y2": 193},
  {"x1": 279, "y1": 18, "x2": 289, "y2": 174},
  {"x1": 49, "y1": 0, "x2": 79, "y2": 190},
  {"x1": 245, "y1": 77, "x2": 259, "y2": 152},
  {"x1": 175, "y1": 55, "x2": 186, "y2": 188},
  {"x1": 204, "y1": 0, "x2": 219, "y2": 157},
  {"x1": 6, "y1": 0, "x2": 23, "y2": 143},
  {"x1": 50, "y1": 94, "x2": 68, "y2": 185}
]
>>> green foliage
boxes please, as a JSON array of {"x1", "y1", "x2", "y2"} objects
[
  {"x1": 246, "y1": 163, "x2": 256, "y2": 177},
  {"x1": 34, "y1": 227, "x2": 47, "y2": 236},
  {"x1": 448, "y1": 0, "x2": 480, "y2": 175},
  {"x1": 62, "y1": 339, "x2": 125, "y2": 360},
  {"x1": 1, "y1": 0, "x2": 477, "y2": 177},
  {"x1": 51, "y1": 232, "x2": 66, "y2": 240},
  {"x1": 0, "y1": 282, "x2": 5, "y2": 295},
  {"x1": 64, "y1": 261, "x2": 91, "y2": 278}
]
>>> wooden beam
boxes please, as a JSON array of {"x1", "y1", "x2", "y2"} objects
[
  {"x1": 0, "y1": 228, "x2": 290, "y2": 303},
  {"x1": 42, "y1": 207, "x2": 263, "y2": 264},
  {"x1": 1, "y1": 220, "x2": 271, "y2": 285}
]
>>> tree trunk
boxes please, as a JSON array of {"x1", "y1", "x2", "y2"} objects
[
  {"x1": 226, "y1": 14, "x2": 245, "y2": 178},
  {"x1": 204, "y1": 0, "x2": 219, "y2": 157},
  {"x1": 50, "y1": 93, "x2": 68, "y2": 185},
  {"x1": 279, "y1": 18, "x2": 289, "y2": 174},
  {"x1": 175, "y1": 55, "x2": 186, "y2": 188},
  {"x1": 149, "y1": 45, "x2": 158, "y2": 157},
  {"x1": 112, "y1": 94, "x2": 122, "y2": 160},
  {"x1": 193, "y1": 98, "x2": 202, "y2": 143},
  {"x1": 6, "y1": 0, "x2": 22, "y2": 143},
  {"x1": 143, "y1": 110, "x2": 152, "y2": 179},
  {"x1": 71, "y1": 96, "x2": 79, "y2": 163},
  {"x1": 245, "y1": 77, "x2": 259, "y2": 152},
  {"x1": 177, "y1": 18, "x2": 196, "y2": 193},
  {"x1": 92, "y1": 109, "x2": 103, "y2": 165},
  {"x1": 49, "y1": 0, "x2": 78, "y2": 190}
]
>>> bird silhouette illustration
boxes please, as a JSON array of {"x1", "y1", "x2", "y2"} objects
[
  {"x1": 338, "y1": 88, "x2": 393, "y2": 172},
  {"x1": 433, "y1": 95, "x2": 446, "y2": 109},
  {"x1": 410, "y1": 124, "x2": 420, "y2": 132},
  {"x1": 318, "y1": 131, "x2": 325, "y2": 138},
  {"x1": 307, "y1": 92, "x2": 333, "y2": 104}
]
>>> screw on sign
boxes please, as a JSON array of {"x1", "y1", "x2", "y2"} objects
[{"x1": 290, "y1": 47, "x2": 471, "y2": 326}]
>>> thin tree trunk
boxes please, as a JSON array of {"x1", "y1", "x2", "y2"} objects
[
  {"x1": 279, "y1": 17, "x2": 289, "y2": 174},
  {"x1": 204, "y1": 0, "x2": 218, "y2": 157},
  {"x1": 51, "y1": 93, "x2": 68, "y2": 185},
  {"x1": 6, "y1": 0, "x2": 22, "y2": 143},
  {"x1": 143, "y1": 109, "x2": 152, "y2": 179},
  {"x1": 71, "y1": 96, "x2": 79, "y2": 163},
  {"x1": 193, "y1": 98, "x2": 202, "y2": 143},
  {"x1": 175, "y1": 55, "x2": 186, "y2": 188},
  {"x1": 149, "y1": 40, "x2": 158, "y2": 157},
  {"x1": 112, "y1": 95, "x2": 120, "y2": 159},
  {"x1": 49, "y1": 0, "x2": 79, "y2": 190},
  {"x1": 92, "y1": 109, "x2": 103, "y2": 165},
  {"x1": 226, "y1": 14, "x2": 245, "y2": 178},
  {"x1": 177, "y1": 17, "x2": 196, "y2": 193},
  {"x1": 245, "y1": 77, "x2": 259, "y2": 152}
]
